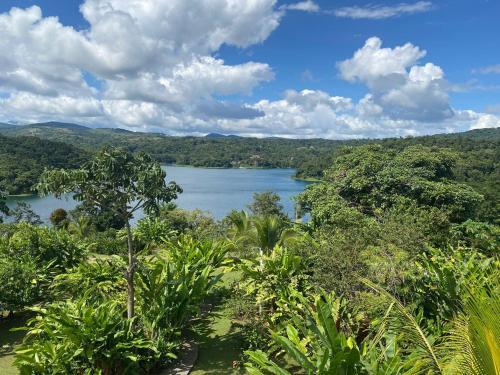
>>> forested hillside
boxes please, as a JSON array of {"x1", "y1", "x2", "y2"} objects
[
  {"x1": 0, "y1": 135, "x2": 88, "y2": 195},
  {"x1": 0, "y1": 122, "x2": 365, "y2": 168},
  {"x1": 0, "y1": 122, "x2": 498, "y2": 200}
]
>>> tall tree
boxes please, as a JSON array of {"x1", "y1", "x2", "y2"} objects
[
  {"x1": 248, "y1": 191, "x2": 286, "y2": 219},
  {"x1": 37, "y1": 147, "x2": 181, "y2": 318}
]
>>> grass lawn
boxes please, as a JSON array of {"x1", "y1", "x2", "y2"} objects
[
  {"x1": 0, "y1": 313, "x2": 30, "y2": 375},
  {"x1": 190, "y1": 271, "x2": 246, "y2": 375}
]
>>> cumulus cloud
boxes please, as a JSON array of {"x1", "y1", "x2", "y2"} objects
[
  {"x1": 337, "y1": 37, "x2": 452, "y2": 122},
  {"x1": 0, "y1": 1, "x2": 280, "y2": 124},
  {"x1": 284, "y1": 89, "x2": 352, "y2": 112},
  {"x1": 0, "y1": 93, "x2": 103, "y2": 125},
  {"x1": 335, "y1": 1, "x2": 433, "y2": 19},
  {"x1": 0, "y1": 3, "x2": 498, "y2": 139},
  {"x1": 470, "y1": 114, "x2": 500, "y2": 130},
  {"x1": 218, "y1": 90, "x2": 462, "y2": 139}
]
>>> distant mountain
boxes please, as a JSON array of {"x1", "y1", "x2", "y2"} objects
[
  {"x1": 0, "y1": 120, "x2": 498, "y2": 173},
  {"x1": 205, "y1": 133, "x2": 241, "y2": 139},
  {"x1": 29, "y1": 121, "x2": 91, "y2": 131}
]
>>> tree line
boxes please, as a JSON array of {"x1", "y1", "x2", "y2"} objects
[{"x1": 1, "y1": 122, "x2": 498, "y2": 198}]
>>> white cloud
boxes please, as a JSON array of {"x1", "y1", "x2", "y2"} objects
[
  {"x1": 473, "y1": 64, "x2": 500, "y2": 74},
  {"x1": 284, "y1": 89, "x2": 352, "y2": 112},
  {"x1": 0, "y1": 1, "x2": 280, "y2": 125},
  {"x1": 0, "y1": 3, "x2": 498, "y2": 139},
  {"x1": 338, "y1": 37, "x2": 426, "y2": 82},
  {"x1": 104, "y1": 57, "x2": 273, "y2": 105},
  {"x1": 0, "y1": 93, "x2": 103, "y2": 125},
  {"x1": 0, "y1": 2, "x2": 281, "y2": 88},
  {"x1": 338, "y1": 37, "x2": 452, "y2": 122},
  {"x1": 335, "y1": 1, "x2": 433, "y2": 19},
  {"x1": 280, "y1": 1, "x2": 320, "y2": 13},
  {"x1": 470, "y1": 114, "x2": 500, "y2": 130}
]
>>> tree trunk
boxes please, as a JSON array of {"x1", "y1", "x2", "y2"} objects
[
  {"x1": 258, "y1": 247, "x2": 263, "y2": 316},
  {"x1": 125, "y1": 219, "x2": 135, "y2": 319}
]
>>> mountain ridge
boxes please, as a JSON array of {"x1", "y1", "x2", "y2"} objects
[{"x1": 1, "y1": 120, "x2": 498, "y2": 142}]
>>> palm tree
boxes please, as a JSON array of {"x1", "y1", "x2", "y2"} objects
[
  {"x1": 364, "y1": 277, "x2": 500, "y2": 375},
  {"x1": 227, "y1": 210, "x2": 253, "y2": 241},
  {"x1": 67, "y1": 216, "x2": 91, "y2": 238},
  {"x1": 228, "y1": 211, "x2": 298, "y2": 254},
  {"x1": 252, "y1": 215, "x2": 293, "y2": 253},
  {"x1": 442, "y1": 282, "x2": 500, "y2": 375}
]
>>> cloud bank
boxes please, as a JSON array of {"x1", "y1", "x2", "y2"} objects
[{"x1": 0, "y1": 1, "x2": 498, "y2": 138}]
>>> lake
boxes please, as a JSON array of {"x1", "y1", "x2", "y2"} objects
[{"x1": 6, "y1": 166, "x2": 310, "y2": 224}]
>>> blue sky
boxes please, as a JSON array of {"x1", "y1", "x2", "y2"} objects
[{"x1": 0, "y1": 0, "x2": 499, "y2": 138}]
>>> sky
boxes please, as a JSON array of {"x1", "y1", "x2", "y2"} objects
[{"x1": 0, "y1": 0, "x2": 499, "y2": 138}]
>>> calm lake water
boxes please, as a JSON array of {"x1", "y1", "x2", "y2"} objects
[{"x1": 7, "y1": 166, "x2": 310, "y2": 224}]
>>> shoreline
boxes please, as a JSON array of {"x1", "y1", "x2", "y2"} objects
[
  {"x1": 163, "y1": 163, "x2": 279, "y2": 170},
  {"x1": 292, "y1": 176, "x2": 322, "y2": 183},
  {"x1": 6, "y1": 193, "x2": 36, "y2": 198}
]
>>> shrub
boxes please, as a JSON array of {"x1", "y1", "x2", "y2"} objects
[
  {"x1": 137, "y1": 236, "x2": 230, "y2": 357},
  {"x1": 49, "y1": 208, "x2": 69, "y2": 229},
  {"x1": 14, "y1": 300, "x2": 158, "y2": 374},
  {"x1": 0, "y1": 223, "x2": 85, "y2": 312}
]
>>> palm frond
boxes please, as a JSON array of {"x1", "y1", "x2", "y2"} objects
[
  {"x1": 441, "y1": 275, "x2": 500, "y2": 375},
  {"x1": 362, "y1": 278, "x2": 444, "y2": 375}
]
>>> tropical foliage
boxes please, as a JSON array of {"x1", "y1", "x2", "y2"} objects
[{"x1": 0, "y1": 140, "x2": 497, "y2": 374}]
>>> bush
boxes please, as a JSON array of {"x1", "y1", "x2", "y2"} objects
[
  {"x1": 154, "y1": 206, "x2": 221, "y2": 239},
  {"x1": 52, "y1": 257, "x2": 127, "y2": 304},
  {"x1": 49, "y1": 208, "x2": 69, "y2": 229},
  {"x1": 4, "y1": 223, "x2": 84, "y2": 272},
  {"x1": 0, "y1": 223, "x2": 85, "y2": 312},
  {"x1": 0, "y1": 255, "x2": 46, "y2": 313},
  {"x1": 14, "y1": 300, "x2": 159, "y2": 374},
  {"x1": 137, "y1": 236, "x2": 230, "y2": 357}
]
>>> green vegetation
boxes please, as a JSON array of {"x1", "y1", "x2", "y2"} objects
[
  {"x1": 0, "y1": 134, "x2": 87, "y2": 195},
  {"x1": 0, "y1": 141, "x2": 498, "y2": 374},
  {"x1": 0, "y1": 122, "x2": 498, "y2": 204},
  {"x1": 37, "y1": 147, "x2": 181, "y2": 318}
]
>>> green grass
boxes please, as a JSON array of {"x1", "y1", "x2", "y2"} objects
[
  {"x1": 0, "y1": 313, "x2": 30, "y2": 375},
  {"x1": 190, "y1": 271, "x2": 246, "y2": 375}
]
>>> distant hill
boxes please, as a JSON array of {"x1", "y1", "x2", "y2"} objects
[
  {"x1": 205, "y1": 133, "x2": 241, "y2": 139},
  {"x1": 30, "y1": 121, "x2": 91, "y2": 131},
  {"x1": 0, "y1": 134, "x2": 88, "y2": 195},
  {"x1": 0, "y1": 120, "x2": 498, "y2": 176}
]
